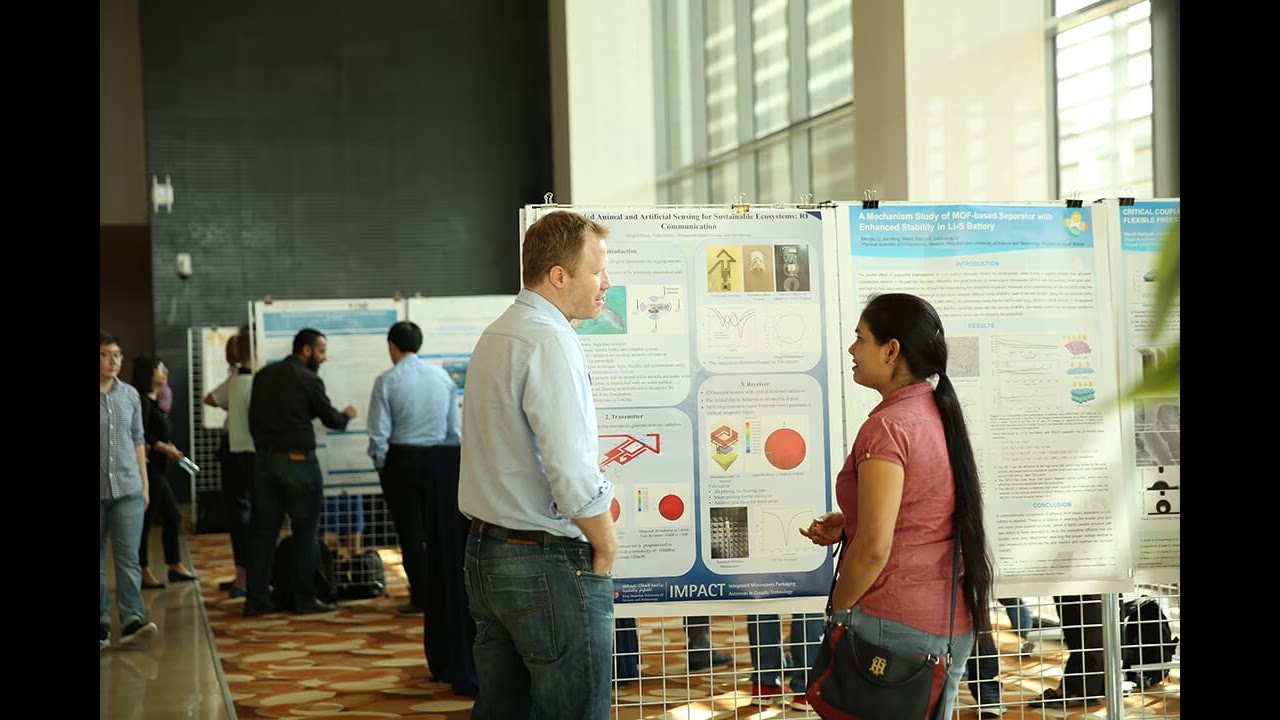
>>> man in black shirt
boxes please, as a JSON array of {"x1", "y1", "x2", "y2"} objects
[{"x1": 244, "y1": 328, "x2": 357, "y2": 617}]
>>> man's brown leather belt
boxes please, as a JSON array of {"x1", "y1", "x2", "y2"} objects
[{"x1": 469, "y1": 518, "x2": 587, "y2": 547}]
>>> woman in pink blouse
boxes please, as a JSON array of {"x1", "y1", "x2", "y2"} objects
[{"x1": 801, "y1": 292, "x2": 994, "y2": 718}]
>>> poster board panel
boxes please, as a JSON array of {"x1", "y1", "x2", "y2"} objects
[
  {"x1": 834, "y1": 201, "x2": 1133, "y2": 596},
  {"x1": 519, "y1": 205, "x2": 844, "y2": 616},
  {"x1": 252, "y1": 298, "x2": 406, "y2": 495}
]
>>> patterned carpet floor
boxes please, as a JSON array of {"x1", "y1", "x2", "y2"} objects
[{"x1": 187, "y1": 533, "x2": 1179, "y2": 719}]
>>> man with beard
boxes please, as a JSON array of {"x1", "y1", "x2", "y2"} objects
[{"x1": 244, "y1": 328, "x2": 357, "y2": 617}]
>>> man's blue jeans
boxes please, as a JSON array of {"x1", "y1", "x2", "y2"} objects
[
  {"x1": 245, "y1": 450, "x2": 324, "y2": 612},
  {"x1": 747, "y1": 613, "x2": 825, "y2": 691},
  {"x1": 999, "y1": 596, "x2": 1033, "y2": 637},
  {"x1": 100, "y1": 492, "x2": 147, "y2": 628},
  {"x1": 463, "y1": 528, "x2": 615, "y2": 719}
]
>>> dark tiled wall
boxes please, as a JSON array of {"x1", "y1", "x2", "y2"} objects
[{"x1": 140, "y1": 0, "x2": 553, "y2": 492}]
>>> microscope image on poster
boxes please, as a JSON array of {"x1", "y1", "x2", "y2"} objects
[
  {"x1": 1133, "y1": 347, "x2": 1179, "y2": 468},
  {"x1": 1140, "y1": 465, "x2": 1179, "y2": 516}
]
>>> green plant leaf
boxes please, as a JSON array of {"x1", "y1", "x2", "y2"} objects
[
  {"x1": 1147, "y1": 217, "x2": 1179, "y2": 342},
  {"x1": 1124, "y1": 342, "x2": 1180, "y2": 399}
]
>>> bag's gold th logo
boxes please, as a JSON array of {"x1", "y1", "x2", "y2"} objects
[{"x1": 869, "y1": 656, "x2": 888, "y2": 676}]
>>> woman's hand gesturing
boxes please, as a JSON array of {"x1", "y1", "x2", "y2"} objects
[{"x1": 798, "y1": 511, "x2": 845, "y2": 546}]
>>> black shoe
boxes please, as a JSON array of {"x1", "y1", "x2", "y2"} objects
[
  {"x1": 1028, "y1": 688, "x2": 1099, "y2": 708},
  {"x1": 294, "y1": 599, "x2": 339, "y2": 615},
  {"x1": 120, "y1": 619, "x2": 158, "y2": 647},
  {"x1": 243, "y1": 599, "x2": 283, "y2": 618},
  {"x1": 141, "y1": 580, "x2": 166, "y2": 590},
  {"x1": 100, "y1": 625, "x2": 112, "y2": 650},
  {"x1": 217, "y1": 579, "x2": 236, "y2": 591},
  {"x1": 688, "y1": 649, "x2": 733, "y2": 670},
  {"x1": 1030, "y1": 615, "x2": 1061, "y2": 629},
  {"x1": 168, "y1": 569, "x2": 199, "y2": 582}
]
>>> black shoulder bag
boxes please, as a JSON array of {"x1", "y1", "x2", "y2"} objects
[{"x1": 808, "y1": 531, "x2": 960, "y2": 720}]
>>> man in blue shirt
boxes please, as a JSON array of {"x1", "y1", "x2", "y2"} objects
[
  {"x1": 459, "y1": 210, "x2": 618, "y2": 719},
  {"x1": 367, "y1": 320, "x2": 476, "y2": 696},
  {"x1": 100, "y1": 330, "x2": 159, "y2": 648}
]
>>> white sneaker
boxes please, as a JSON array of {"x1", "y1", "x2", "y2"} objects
[
  {"x1": 100, "y1": 626, "x2": 111, "y2": 650},
  {"x1": 120, "y1": 619, "x2": 158, "y2": 647},
  {"x1": 978, "y1": 705, "x2": 1007, "y2": 718}
]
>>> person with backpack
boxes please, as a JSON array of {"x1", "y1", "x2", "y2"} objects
[{"x1": 243, "y1": 328, "x2": 357, "y2": 617}]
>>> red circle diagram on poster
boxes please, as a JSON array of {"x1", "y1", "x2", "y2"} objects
[
  {"x1": 658, "y1": 494, "x2": 684, "y2": 521},
  {"x1": 765, "y1": 427, "x2": 807, "y2": 470},
  {"x1": 610, "y1": 497, "x2": 621, "y2": 522}
]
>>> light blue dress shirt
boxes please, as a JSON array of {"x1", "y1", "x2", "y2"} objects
[
  {"x1": 366, "y1": 353, "x2": 461, "y2": 469},
  {"x1": 458, "y1": 288, "x2": 614, "y2": 540}
]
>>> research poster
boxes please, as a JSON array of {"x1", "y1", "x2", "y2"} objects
[
  {"x1": 1104, "y1": 199, "x2": 1181, "y2": 583},
  {"x1": 835, "y1": 203, "x2": 1133, "y2": 595},
  {"x1": 406, "y1": 295, "x2": 515, "y2": 422},
  {"x1": 522, "y1": 205, "x2": 844, "y2": 616},
  {"x1": 252, "y1": 298, "x2": 405, "y2": 495}
]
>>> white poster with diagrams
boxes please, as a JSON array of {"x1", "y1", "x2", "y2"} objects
[
  {"x1": 1103, "y1": 199, "x2": 1181, "y2": 584},
  {"x1": 834, "y1": 202, "x2": 1133, "y2": 595},
  {"x1": 406, "y1": 295, "x2": 516, "y2": 421},
  {"x1": 251, "y1": 298, "x2": 406, "y2": 495},
  {"x1": 521, "y1": 205, "x2": 844, "y2": 616}
]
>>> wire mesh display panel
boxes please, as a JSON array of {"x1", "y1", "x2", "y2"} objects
[
  {"x1": 188, "y1": 328, "x2": 229, "y2": 534},
  {"x1": 605, "y1": 589, "x2": 1180, "y2": 719}
]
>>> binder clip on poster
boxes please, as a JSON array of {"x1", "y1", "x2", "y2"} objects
[{"x1": 862, "y1": 189, "x2": 879, "y2": 209}]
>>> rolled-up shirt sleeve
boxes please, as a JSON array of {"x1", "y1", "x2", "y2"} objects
[
  {"x1": 522, "y1": 334, "x2": 612, "y2": 520},
  {"x1": 129, "y1": 390, "x2": 146, "y2": 448}
]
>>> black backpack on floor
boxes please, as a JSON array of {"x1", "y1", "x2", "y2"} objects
[
  {"x1": 333, "y1": 549, "x2": 387, "y2": 600},
  {"x1": 271, "y1": 535, "x2": 338, "y2": 608},
  {"x1": 1120, "y1": 597, "x2": 1179, "y2": 689}
]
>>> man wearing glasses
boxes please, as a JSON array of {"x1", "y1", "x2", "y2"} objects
[{"x1": 99, "y1": 330, "x2": 159, "y2": 649}]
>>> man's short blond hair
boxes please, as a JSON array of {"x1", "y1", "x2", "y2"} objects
[{"x1": 522, "y1": 211, "x2": 609, "y2": 286}]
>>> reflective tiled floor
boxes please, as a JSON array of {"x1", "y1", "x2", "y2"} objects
[{"x1": 99, "y1": 526, "x2": 233, "y2": 720}]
